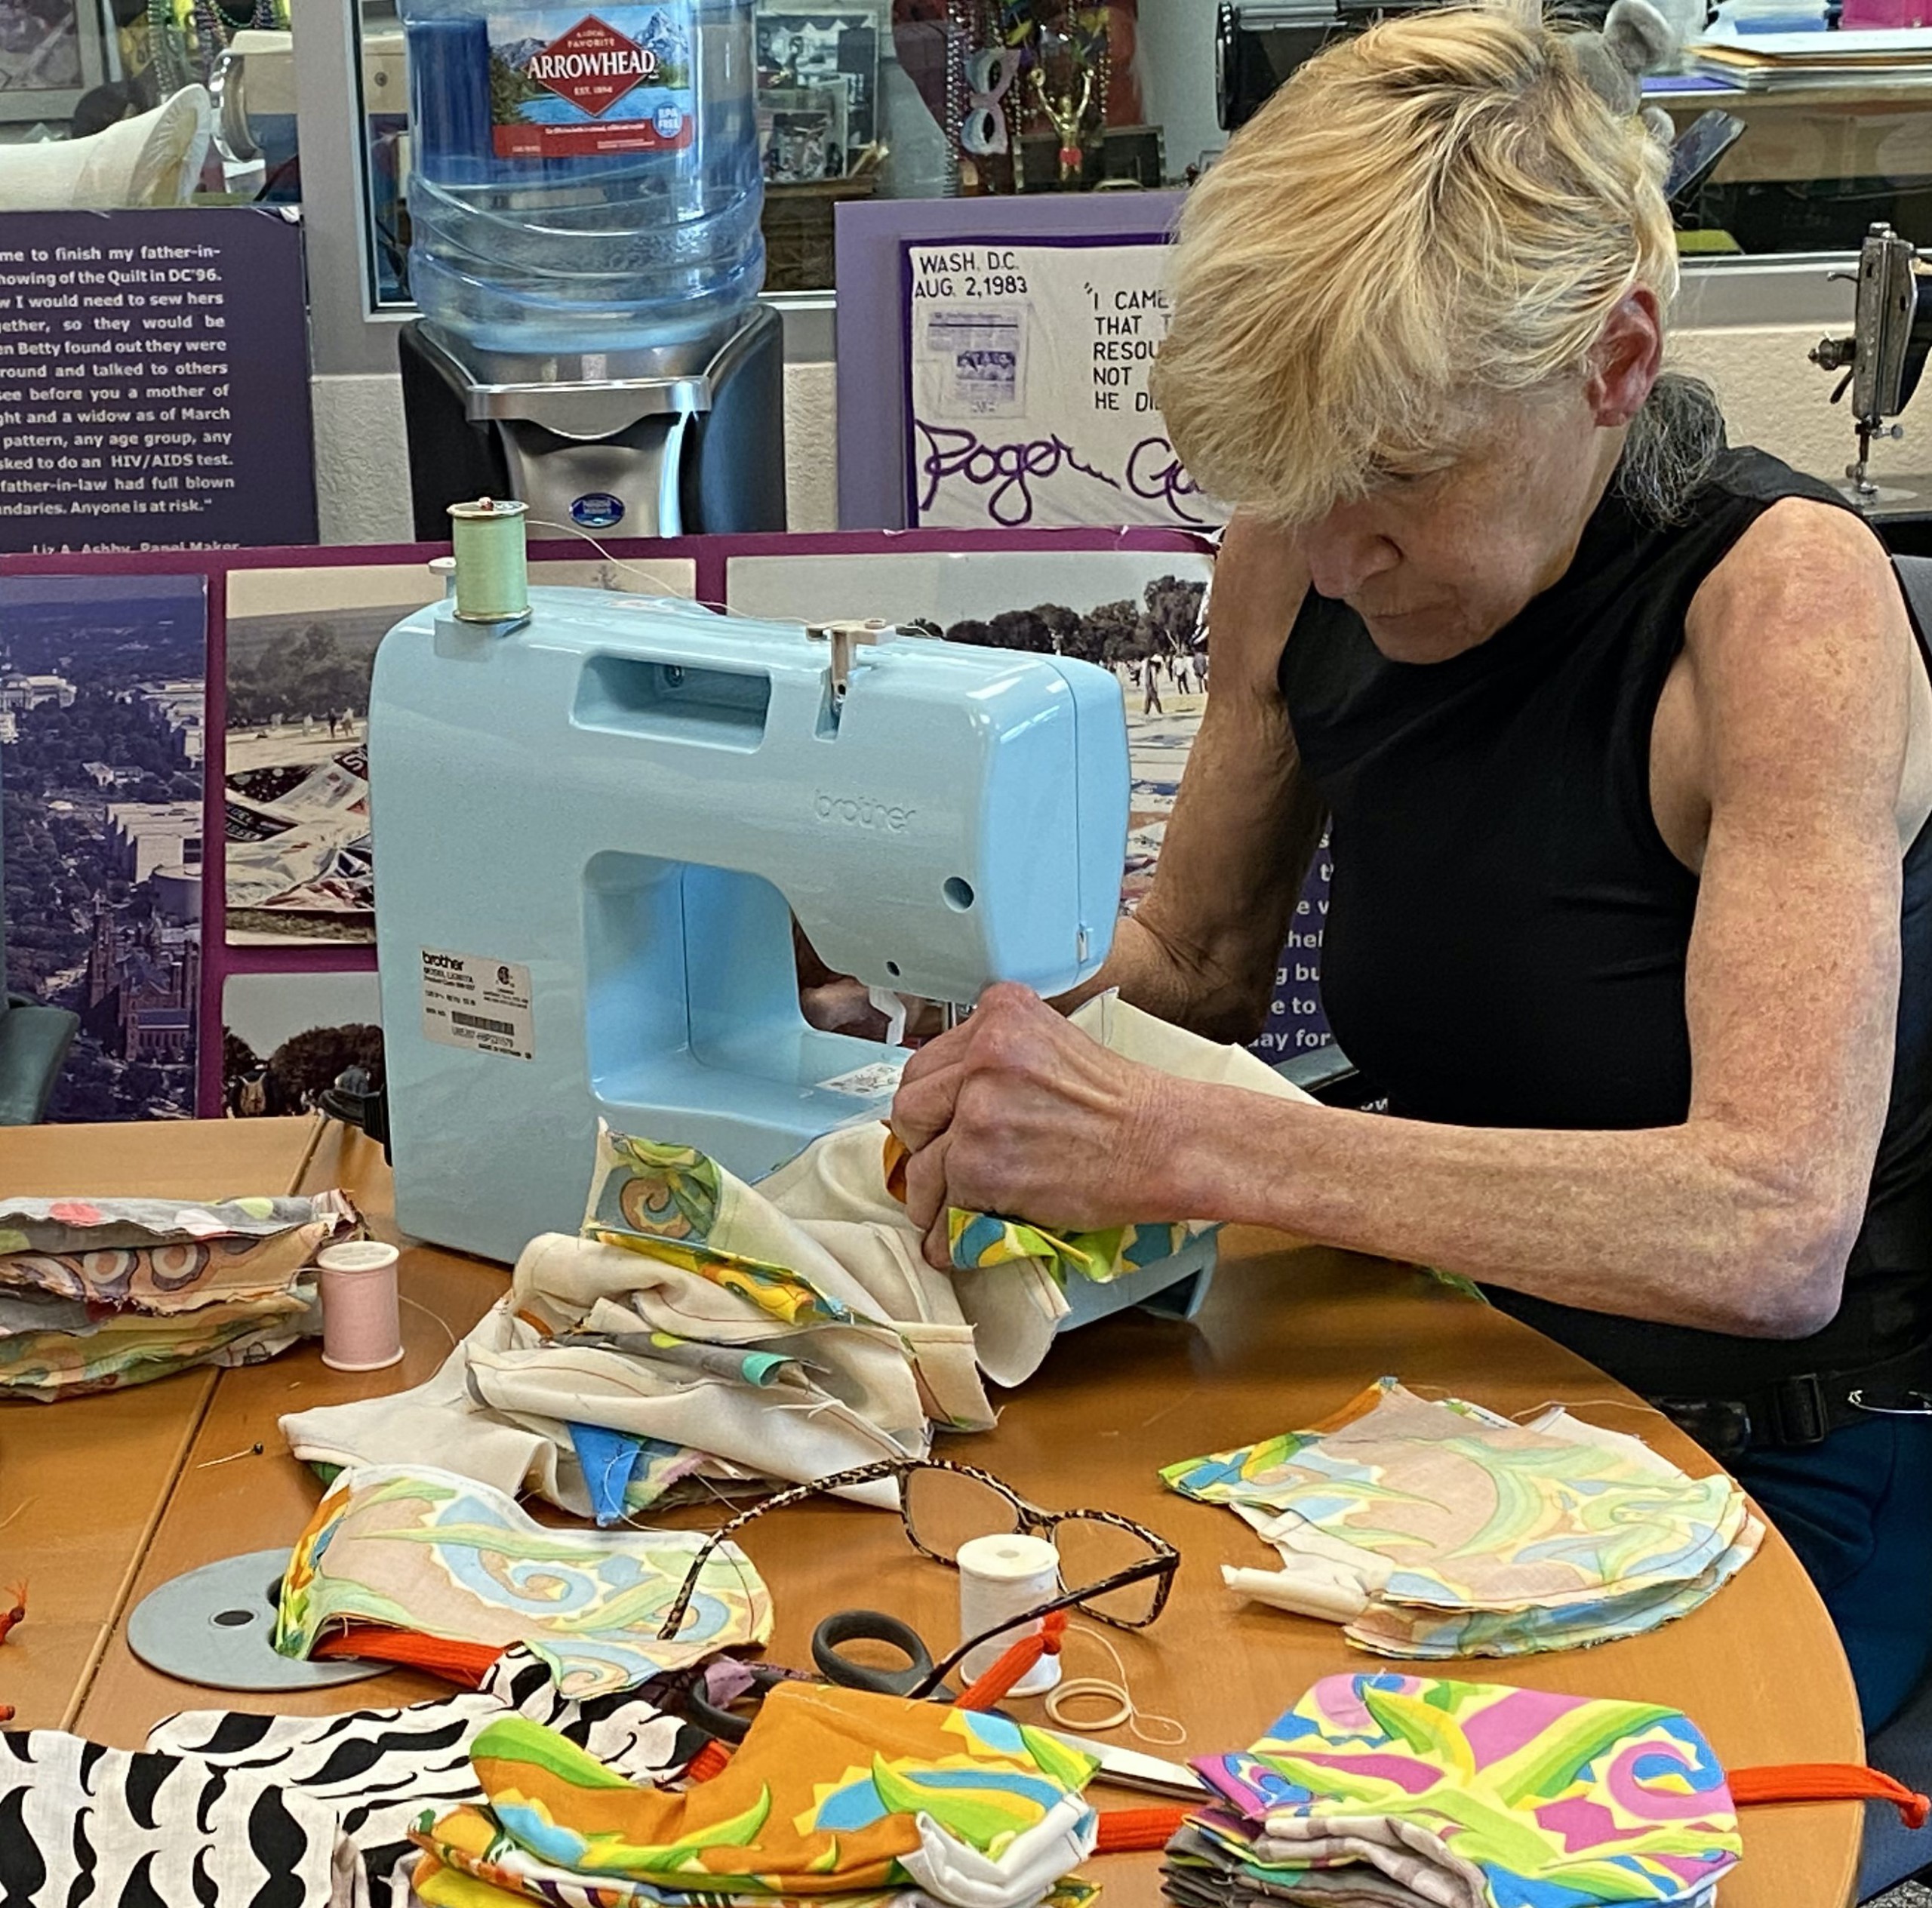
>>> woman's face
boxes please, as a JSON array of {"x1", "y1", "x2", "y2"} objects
[{"x1": 1294, "y1": 386, "x2": 1625, "y2": 665}]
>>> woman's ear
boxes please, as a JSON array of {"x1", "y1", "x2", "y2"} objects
[{"x1": 1586, "y1": 290, "x2": 1665, "y2": 427}]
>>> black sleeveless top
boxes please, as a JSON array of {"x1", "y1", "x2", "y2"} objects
[{"x1": 1279, "y1": 446, "x2": 1932, "y2": 1397}]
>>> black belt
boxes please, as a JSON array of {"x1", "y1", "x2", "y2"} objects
[{"x1": 1650, "y1": 1337, "x2": 1932, "y2": 1461}]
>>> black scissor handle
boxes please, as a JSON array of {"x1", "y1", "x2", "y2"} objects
[
  {"x1": 686, "y1": 1663, "x2": 794, "y2": 1744},
  {"x1": 811, "y1": 1609, "x2": 937, "y2": 1697}
]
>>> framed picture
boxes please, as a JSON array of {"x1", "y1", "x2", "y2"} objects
[
  {"x1": 0, "y1": 0, "x2": 109, "y2": 126},
  {"x1": 755, "y1": 9, "x2": 878, "y2": 162},
  {"x1": 758, "y1": 84, "x2": 847, "y2": 183}
]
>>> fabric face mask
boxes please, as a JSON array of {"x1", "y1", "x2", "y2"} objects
[{"x1": 276, "y1": 1465, "x2": 773, "y2": 1697}]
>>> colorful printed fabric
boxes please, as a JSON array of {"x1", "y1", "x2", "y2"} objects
[
  {"x1": 1173, "y1": 1673, "x2": 1740, "y2": 1908},
  {"x1": 1162, "y1": 1380, "x2": 1761, "y2": 1657},
  {"x1": 586, "y1": 1131, "x2": 863, "y2": 1328},
  {"x1": 413, "y1": 1859, "x2": 1100, "y2": 1908},
  {"x1": 142, "y1": 1645, "x2": 706, "y2": 1908},
  {"x1": 881, "y1": 994, "x2": 1313, "y2": 1285},
  {"x1": 285, "y1": 996, "x2": 1316, "y2": 1523},
  {"x1": 0, "y1": 1190, "x2": 359, "y2": 1310},
  {"x1": 275, "y1": 1465, "x2": 773, "y2": 1697},
  {"x1": 0, "y1": 1291, "x2": 314, "y2": 1401},
  {"x1": 411, "y1": 1682, "x2": 1099, "y2": 1906}
]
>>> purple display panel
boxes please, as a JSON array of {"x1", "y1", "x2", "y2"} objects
[
  {"x1": 834, "y1": 193, "x2": 1185, "y2": 530},
  {"x1": 0, "y1": 207, "x2": 316, "y2": 553},
  {"x1": 1254, "y1": 839, "x2": 1334, "y2": 1066}
]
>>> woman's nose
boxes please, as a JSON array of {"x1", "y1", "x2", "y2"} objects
[{"x1": 1302, "y1": 515, "x2": 1400, "y2": 600}]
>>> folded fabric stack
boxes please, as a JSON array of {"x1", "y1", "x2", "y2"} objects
[
  {"x1": 275, "y1": 1464, "x2": 773, "y2": 1695},
  {"x1": 284, "y1": 998, "x2": 1309, "y2": 1522},
  {"x1": 0, "y1": 1646, "x2": 705, "y2": 1908},
  {"x1": 408, "y1": 1679, "x2": 1102, "y2": 1908},
  {"x1": 1165, "y1": 1673, "x2": 1743, "y2": 1908},
  {"x1": 1162, "y1": 1380, "x2": 1761, "y2": 1655},
  {"x1": 0, "y1": 1190, "x2": 359, "y2": 1400}
]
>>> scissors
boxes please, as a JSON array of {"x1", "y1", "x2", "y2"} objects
[{"x1": 685, "y1": 1608, "x2": 1206, "y2": 1802}]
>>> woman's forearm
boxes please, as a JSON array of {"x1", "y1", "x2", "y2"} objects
[
  {"x1": 1166, "y1": 1085, "x2": 1857, "y2": 1339},
  {"x1": 1053, "y1": 912, "x2": 1281, "y2": 1032}
]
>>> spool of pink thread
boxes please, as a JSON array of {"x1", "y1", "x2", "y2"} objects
[{"x1": 316, "y1": 1241, "x2": 405, "y2": 1371}]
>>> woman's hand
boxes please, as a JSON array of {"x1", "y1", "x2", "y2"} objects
[{"x1": 887, "y1": 984, "x2": 1188, "y2": 1270}]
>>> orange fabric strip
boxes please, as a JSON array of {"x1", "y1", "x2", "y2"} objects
[
  {"x1": 1731, "y1": 1763, "x2": 1930, "y2": 1829},
  {"x1": 953, "y1": 1610, "x2": 1069, "y2": 1711},
  {"x1": 1094, "y1": 1806, "x2": 1191, "y2": 1853},
  {"x1": 685, "y1": 1737, "x2": 735, "y2": 1783},
  {"x1": 312, "y1": 1624, "x2": 503, "y2": 1688}
]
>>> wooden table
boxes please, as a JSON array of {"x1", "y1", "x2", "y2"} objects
[{"x1": 0, "y1": 1119, "x2": 1866, "y2": 1906}]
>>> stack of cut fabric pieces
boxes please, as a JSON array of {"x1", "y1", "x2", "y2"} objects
[
  {"x1": 283, "y1": 997, "x2": 1310, "y2": 1522},
  {"x1": 0, "y1": 1190, "x2": 358, "y2": 1399},
  {"x1": 1162, "y1": 1380, "x2": 1761, "y2": 1655},
  {"x1": 409, "y1": 1680, "x2": 1103, "y2": 1908},
  {"x1": 1164, "y1": 1672, "x2": 1742, "y2": 1908}
]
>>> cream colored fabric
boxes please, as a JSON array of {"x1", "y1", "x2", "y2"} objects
[{"x1": 284, "y1": 999, "x2": 1311, "y2": 1513}]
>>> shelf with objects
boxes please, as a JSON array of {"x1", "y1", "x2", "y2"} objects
[{"x1": 0, "y1": 1, "x2": 305, "y2": 212}]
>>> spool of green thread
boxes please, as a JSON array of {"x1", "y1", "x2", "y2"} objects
[{"x1": 448, "y1": 497, "x2": 530, "y2": 623}]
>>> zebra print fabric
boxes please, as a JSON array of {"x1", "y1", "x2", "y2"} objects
[{"x1": 0, "y1": 1650, "x2": 699, "y2": 1908}]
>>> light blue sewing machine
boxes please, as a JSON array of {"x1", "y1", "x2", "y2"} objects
[{"x1": 369, "y1": 519, "x2": 1214, "y2": 1326}]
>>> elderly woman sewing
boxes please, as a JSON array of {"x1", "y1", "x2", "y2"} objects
[{"x1": 887, "y1": 2, "x2": 1932, "y2": 1727}]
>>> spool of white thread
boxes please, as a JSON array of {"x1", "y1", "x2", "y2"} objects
[
  {"x1": 316, "y1": 1241, "x2": 405, "y2": 1371},
  {"x1": 956, "y1": 1531, "x2": 1063, "y2": 1696}
]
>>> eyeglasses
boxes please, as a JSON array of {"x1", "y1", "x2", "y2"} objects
[{"x1": 654, "y1": 1457, "x2": 1178, "y2": 1694}]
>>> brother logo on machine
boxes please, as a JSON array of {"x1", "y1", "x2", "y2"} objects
[
  {"x1": 814, "y1": 791, "x2": 915, "y2": 831},
  {"x1": 571, "y1": 492, "x2": 625, "y2": 529}
]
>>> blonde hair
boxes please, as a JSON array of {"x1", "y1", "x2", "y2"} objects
[{"x1": 1153, "y1": 0, "x2": 1678, "y2": 525}]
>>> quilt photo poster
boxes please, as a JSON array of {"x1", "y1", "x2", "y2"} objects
[
  {"x1": 0, "y1": 571, "x2": 207, "y2": 1120},
  {"x1": 903, "y1": 235, "x2": 1222, "y2": 535}
]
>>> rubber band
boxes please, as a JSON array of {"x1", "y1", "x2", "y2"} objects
[
  {"x1": 1042, "y1": 1623, "x2": 1187, "y2": 1747},
  {"x1": 1048, "y1": 1681, "x2": 1131, "y2": 1731}
]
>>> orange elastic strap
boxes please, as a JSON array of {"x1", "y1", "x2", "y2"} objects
[
  {"x1": 952, "y1": 1608, "x2": 1069, "y2": 1711},
  {"x1": 312, "y1": 1624, "x2": 504, "y2": 1688},
  {"x1": 684, "y1": 1737, "x2": 734, "y2": 1783},
  {"x1": 1731, "y1": 1763, "x2": 1930, "y2": 1830},
  {"x1": 1094, "y1": 1805, "x2": 1190, "y2": 1852}
]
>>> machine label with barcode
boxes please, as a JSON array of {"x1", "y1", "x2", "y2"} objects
[{"x1": 420, "y1": 948, "x2": 535, "y2": 1061}]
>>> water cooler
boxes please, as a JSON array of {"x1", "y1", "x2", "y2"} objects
[{"x1": 397, "y1": 0, "x2": 785, "y2": 540}]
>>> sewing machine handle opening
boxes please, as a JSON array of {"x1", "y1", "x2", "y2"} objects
[{"x1": 574, "y1": 654, "x2": 771, "y2": 751}]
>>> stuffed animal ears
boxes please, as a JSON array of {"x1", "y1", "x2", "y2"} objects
[
  {"x1": 1604, "y1": 0, "x2": 1681, "y2": 75},
  {"x1": 1571, "y1": 0, "x2": 1681, "y2": 122}
]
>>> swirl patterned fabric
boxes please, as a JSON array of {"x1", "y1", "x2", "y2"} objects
[
  {"x1": 876, "y1": 993, "x2": 1313, "y2": 1285},
  {"x1": 1161, "y1": 1380, "x2": 1761, "y2": 1657},
  {"x1": 1166, "y1": 1673, "x2": 1741, "y2": 1908},
  {"x1": 276, "y1": 1466, "x2": 772, "y2": 1698},
  {"x1": 0, "y1": 1190, "x2": 358, "y2": 1399},
  {"x1": 407, "y1": 1682, "x2": 1100, "y2": 1908},
  {"x1": 586, "y1": 1133, "x2": 863, "y2": 1328}
]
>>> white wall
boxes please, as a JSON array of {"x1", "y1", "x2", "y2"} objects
[
  {"x1": 309, "y1": 321, "x2": 1878, "y2": 546},
  {"x1": 311, "y1": 356, "x2": 844, "y2": 543},
  {"x1": 1667, "y1": 322, "x2": 1863, "y2": 485}
]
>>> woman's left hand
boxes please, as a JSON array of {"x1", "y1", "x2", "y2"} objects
[{"x1": 888, "y1": 983, "x2": 1186, "y2": 1271}]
